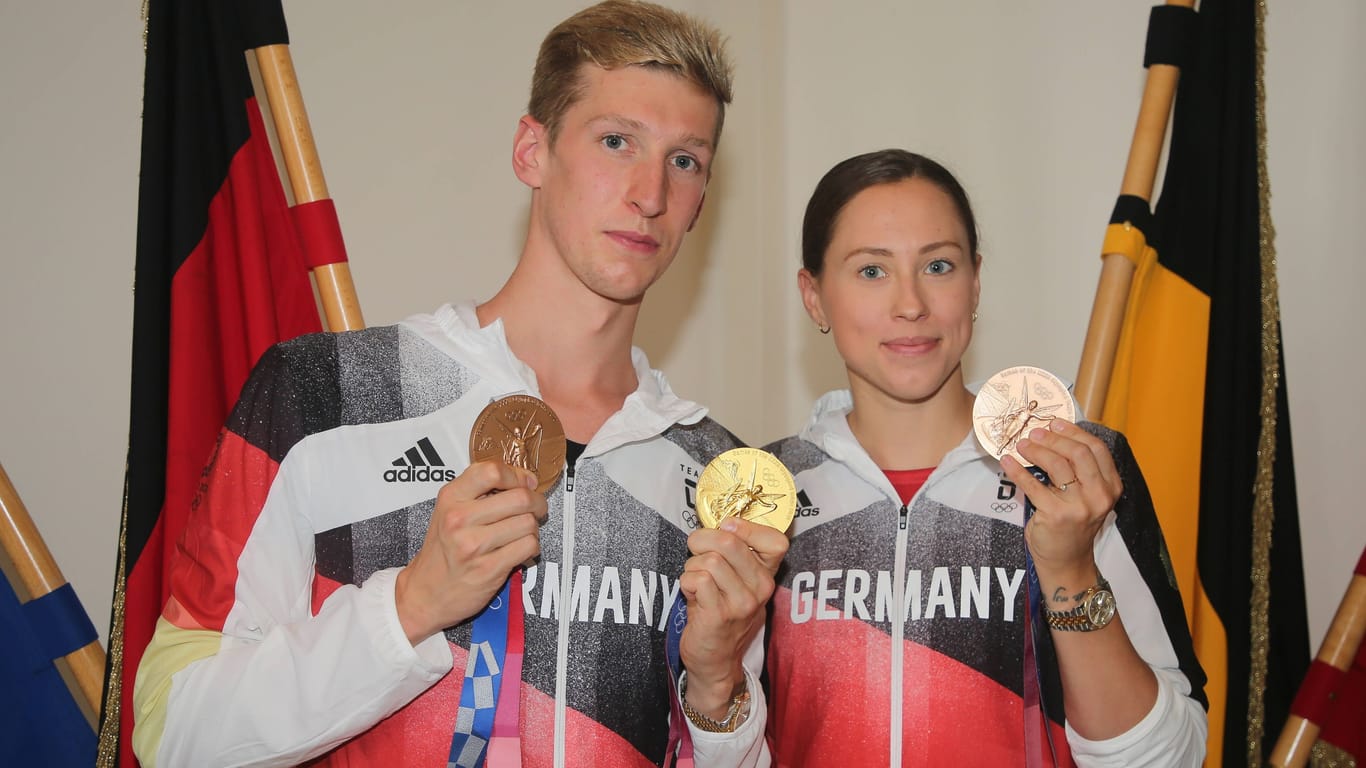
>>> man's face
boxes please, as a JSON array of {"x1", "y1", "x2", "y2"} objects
[{"x1": 518, "y1": 64, "x2": 720, "y2": 305}]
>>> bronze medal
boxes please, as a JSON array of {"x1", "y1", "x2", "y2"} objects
[
  {"x1": 972, "y1": 366, "x2": 1076, "y2": 466},
  {"x1": 469, "y1": 395, "x2": 567, "y2": 494},
  {"x1": 695, "y1": 448, "x2": 797, "y2": 533}
]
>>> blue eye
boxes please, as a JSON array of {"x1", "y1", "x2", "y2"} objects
[
  {"x1": 672, "y1": 155, "x2": 698, "y2": 172},
  {"x1": 602, "y1": 134, "x2": 626, "y2": 150},
  {"x1": 858, "y1": 265, "x2": 886, "y2": 279},
  {"x1": 926, "y1": 259, "x2": 953, "y2": 275}
]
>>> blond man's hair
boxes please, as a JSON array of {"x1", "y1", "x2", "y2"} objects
[{"x1": 529, "y1": 0, "x2": 734, "y2": 145}]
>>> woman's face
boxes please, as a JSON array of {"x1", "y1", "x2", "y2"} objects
[{"x1": 800, "y1": 177, "x2": 980, "y2": 407}]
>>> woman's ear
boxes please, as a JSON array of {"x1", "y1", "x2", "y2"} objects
[
  {"x1": 972, "y1": 253, "x2": 983, "y2": 314},
  {"x1": 798, "y1": 268, "x2": 828, "y2": 330}
]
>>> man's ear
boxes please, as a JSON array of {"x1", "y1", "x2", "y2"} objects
[
  {"x1": 512, "y1": 115, "x2": 547, "y2": 189},
  {"x1": 686, "y1": 190, "x2": 707, "y2": 232}
]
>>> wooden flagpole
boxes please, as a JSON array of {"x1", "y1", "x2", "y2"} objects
[
  {"x1": 254, "y1": 43, "x2": 365, "y2": 333},
  {"x1": 1074, "y1": 0, "x2": 1197, "y2": 419},
  {"x1": 1270, "y1": 557, "x2": 1366, "y2": 767},
  {"x1": 0, "y1": 461, "x2": 105, "y2": 717}
]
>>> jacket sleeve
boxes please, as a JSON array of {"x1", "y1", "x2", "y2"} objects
[
  {"x1": 1066, "y1": 666, "x2": 1207, "y2": 767},
  {"x1": 1064, "y1": 425, "x2": 1209, "y2": 767},
  {"x1": 131, "y1": 343, "x2": 453, "y2": 767},
  {"x1": 682, "y1": 625, "x2": 772, "y2": 767}
]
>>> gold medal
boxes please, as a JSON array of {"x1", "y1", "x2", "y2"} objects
[
  {"x1": 469, "y1": 395, "x2": 567, "y2": 494},
  {"x1": 972, "y1": 366, "x2": 1076, "y2": 466},
  {"x1": 695, "y1": 448, "x2": 796, "y2": 533}
]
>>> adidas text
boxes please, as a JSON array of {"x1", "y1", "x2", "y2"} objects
[{"x1": 383, "y1": 466, "x2": 457, "y2": 483}]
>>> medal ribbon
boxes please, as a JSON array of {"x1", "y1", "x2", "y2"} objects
[
  {"x1": 1022, "y1": 466, "x2": 1060, "y2": 768},
  {"x1": 448, "y1": 572, "x2": 524, "y2": 768},
  {"x1": 663, "y1": 592, "x2": 695, "y2": 768}
]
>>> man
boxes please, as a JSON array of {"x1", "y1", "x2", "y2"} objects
[{"x1": 132, "y1": 2, "x2": 786, "y2": 766}]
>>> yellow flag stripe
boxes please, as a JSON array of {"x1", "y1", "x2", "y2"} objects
[{"x1": 1098, "y1": 222, "x2": 1227, "y2": 766}]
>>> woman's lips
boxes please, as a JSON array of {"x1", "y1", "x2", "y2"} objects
[{"x1": 883, "y1": 336, "x2": 938, "y2": 354}]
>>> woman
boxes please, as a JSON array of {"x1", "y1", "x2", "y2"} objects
[{"x1": 764, "y1": 149, "x2": 1207, "y2": 766}]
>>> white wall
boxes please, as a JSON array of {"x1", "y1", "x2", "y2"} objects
[{"x1": 1, "y1": 2, "x2": 1361, "y2": 668}]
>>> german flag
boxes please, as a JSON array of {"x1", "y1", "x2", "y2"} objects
[
  {"x1": 99, "y1": 1, "x2": 322, "y2": 764},
  {"x1": 1097, "y1": 1, "x2": 1309, "y2": 764}
]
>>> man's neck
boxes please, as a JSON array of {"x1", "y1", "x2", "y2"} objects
[{"x1": 477, "y1": 267, "x2": 641, "y2": 443}]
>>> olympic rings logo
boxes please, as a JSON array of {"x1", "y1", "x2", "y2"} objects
[{"x1": 990, "y1": 501, "x2": 1018, "y2": 514}]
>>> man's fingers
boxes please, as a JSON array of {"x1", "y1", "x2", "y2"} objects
[
  {"x1": 679, "y1": 566, "x2": 723, "y2": 610},
  {"x1": 682, "y1": 552, "x2": 765, "y2": 620},
  {"x1": 723, "y1": 518, "x2": 789, "y2": 572},
  {"x1": 687, "y1": 526, "x2": 778, "y2": 606},
  {"x1": 437, "y1": 466, "x2": 547, "y2": 527},
  {"x1": 480, "y1": 512, "x2": 543, "y2": 557},
  {"x1": 444, "y1": 460, "x2": 538, "y2": 501},
  {"x1": 693, "y1": 519, "x2": 789, "y2": 565}
]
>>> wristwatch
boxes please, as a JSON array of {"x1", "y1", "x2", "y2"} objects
[
  {"x1": 680, "y1": 678, "x2": 751, "y2": 733},
  {"x1": 1042, "y1": 576, "x2": 1117, "y2": 632}
]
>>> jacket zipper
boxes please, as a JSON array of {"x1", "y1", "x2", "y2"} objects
[
  {"x1": 891, "y1": 502, "x2": 910, "y2": 767},
  {"x1": 553, "y1": 462, "x2": 577, "y2": 768}
]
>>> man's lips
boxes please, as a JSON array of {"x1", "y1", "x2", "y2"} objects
[
  {"x1": 606, "y1": 230, "x2": 660, "y2": 252},
  {"x1": 883, "y1": 336, "x2": 939, "y2": 354}
]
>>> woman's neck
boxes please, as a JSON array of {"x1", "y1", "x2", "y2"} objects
[{"x1": 846, "y1": 374, "x2": 976, "y2": 470}]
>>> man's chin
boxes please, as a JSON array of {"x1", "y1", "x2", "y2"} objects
[{"x1": 586, "y1": 276, "x2": 653, "y2": 307}]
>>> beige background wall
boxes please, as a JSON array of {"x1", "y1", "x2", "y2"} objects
[{"x1": 2, "y1": 2, "x2": 1362, "y2": 669}]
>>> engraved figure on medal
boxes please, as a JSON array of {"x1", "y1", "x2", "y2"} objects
[
  {"x1": 696, "y1": 448, "x2": 797, "y2": 533},
  {"x1": 495, "y1": 409, "x2": 543, "y2": 473},
  {"x1": 469, "y1": 395, "x2": 566, "y2": 495},
  {"x1": 711, "y1": 459, "x2": 785, "y2": 523},
  {"x1": 972, "y1": 366, "x2": 1076, "y2": 466}
]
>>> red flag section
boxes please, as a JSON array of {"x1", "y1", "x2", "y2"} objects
[{"x1": 102, "y1": 2, "x2": 322, "y2": 765}]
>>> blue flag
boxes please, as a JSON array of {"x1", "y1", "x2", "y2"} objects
[{"x1": 0, "y1": 575, "x2": 98, "y2": 765}]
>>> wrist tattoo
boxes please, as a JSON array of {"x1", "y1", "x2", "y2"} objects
[{"x1": 1050, "y1": 586, "x2": 1089, "y2": 605}]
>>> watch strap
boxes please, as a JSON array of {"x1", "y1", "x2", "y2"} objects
[
  {"x1": 679, "y1": 678, "x2": 751, "y2": 733},
  {"x1": 1041, "y1": 577, "x2": 1114, "y2": 631}
]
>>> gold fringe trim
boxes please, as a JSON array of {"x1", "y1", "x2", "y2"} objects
[
  {"x1": 1246, "y1": 0, "x2": 1280, "y2": 764},
  {"x1": 110, "y1": 2, "x2": 147, "y2": 758},
  {"x1": 1311, "y1": 741, "x2": 1358, "y2": 768},
  {"x1": 95, "y1": 471, "x2": 130, "y2": 768}
]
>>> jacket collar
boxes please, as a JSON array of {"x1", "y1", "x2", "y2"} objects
[
  {"x1": 799, "y1": 388, "x2": 992, "y2": 503},
  {"x1": 415, "y1": 302, "x2": 707, "y2": 456}
]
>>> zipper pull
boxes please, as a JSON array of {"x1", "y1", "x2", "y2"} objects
[
  {"x1": 565, "y1": 462, "x2": 575, "y2": 493},
  {"x1": 899, "y1": 504, "x2": 908, "y2": 530}
]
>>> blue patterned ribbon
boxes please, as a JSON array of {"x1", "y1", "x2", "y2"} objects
[
  {"x1": 663, "y1": 591, "x2": 695, "y2": 766},
  {"x1": 448, "y1": 579, "x2": 511, "y2": 768}
]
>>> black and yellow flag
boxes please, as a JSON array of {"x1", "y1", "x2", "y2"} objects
[{"x1": 1098, "y1": 1, "x2": 1309, "y2": 764}]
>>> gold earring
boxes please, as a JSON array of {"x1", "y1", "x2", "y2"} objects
[
  {"x1": 971, "y1": 311, "x2": 979, "y2": 323},
  {"x1": 818, "y1": 323, "x2": 830, "y2": 334}
]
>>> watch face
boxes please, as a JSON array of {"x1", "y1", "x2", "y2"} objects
[{"x1": 1085, "y1": 589, "x2": 1117, "y2": 628}]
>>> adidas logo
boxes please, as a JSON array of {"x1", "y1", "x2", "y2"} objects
[
  {"x1": 795, "y1": 489, "x2": 820, "y2": 518},
  {"x1": 383, "y1": 437, "x2": 458, "y2": 483}
]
